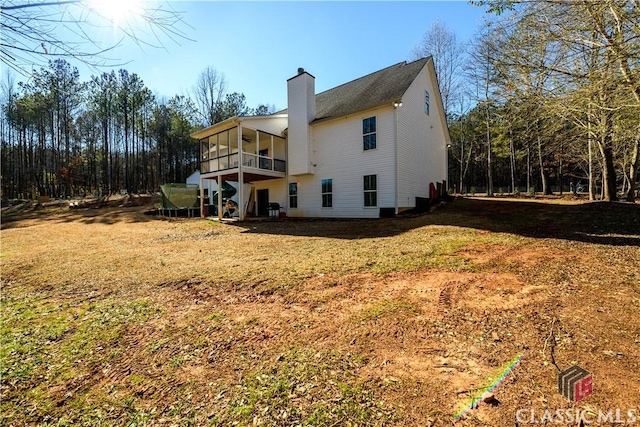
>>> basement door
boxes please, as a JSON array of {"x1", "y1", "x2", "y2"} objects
[{"x1": 257, "y1": 189, "x2": 269, "y2": 216}]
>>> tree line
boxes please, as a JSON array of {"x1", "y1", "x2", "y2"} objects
[
  {"x1": 1, "y1": 0, "x2": 637, "y2": 202},
  {"x1": 0, "y1": 60, "x2": 271, "y2": 199},
  {"x1": 433, "y1": 0, "x2": 639, "y2": 202}
]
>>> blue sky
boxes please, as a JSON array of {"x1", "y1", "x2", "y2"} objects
[{"x1": 72, "y1": 1, "x2": 488, "y2": 110}]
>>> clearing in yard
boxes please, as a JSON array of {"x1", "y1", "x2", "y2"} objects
[{"x1": 1, "y1": 196, "x2": 639, "y2": 426}]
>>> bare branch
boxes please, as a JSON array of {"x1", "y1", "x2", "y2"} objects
[{"x1": 1, "y1": 0, "x2": 192, "y2": 78}]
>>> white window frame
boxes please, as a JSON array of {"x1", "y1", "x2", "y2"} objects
[
  {"x1": 321, "y1": 178, "x2": 333, "y2": 208},
  {"x1": 289, "y1": 182, "x2": 298, "y2": 209},
  {"x1": 364, "y1": 174, "x2": 377, "y2": 207},
  {"x1": 425, "y1": 90, "x2": 430, "y2": 115},
  {"x1": 363, "y1": 116, "x2": 377, "y2": 151}
]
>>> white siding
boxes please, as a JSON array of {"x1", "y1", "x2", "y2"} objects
[
  {"x1": 240, "y1": 115, "x2": 288, "y2": 137},
  {"x1": 238, "y1": 60, "x2": 450, "y2": 219},
  {"x1": 396, "y1": 62, "x2": 447, "y2": 208},
  {"x1": 252, "y1": 178, "x2": 287, "y2": 214},
  {"x1": 288, "y1": 106, "x2": 396, "y2": 218}
]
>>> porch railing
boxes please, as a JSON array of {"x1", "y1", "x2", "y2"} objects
[
  {"x1": 274, "y1": 159, "x2": 286, "y2": 172},
  {"x1": 201, "y1": 153, "x2": 286, "y2": 174}
]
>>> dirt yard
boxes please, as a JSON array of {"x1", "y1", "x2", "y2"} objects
[{"x1": 1, "y1": 196, "x2": 639, "y2": 426}]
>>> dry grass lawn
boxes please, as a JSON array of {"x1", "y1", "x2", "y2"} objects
[{"x1": 1, "y1": 196, "x2": 639, "y2": 426}]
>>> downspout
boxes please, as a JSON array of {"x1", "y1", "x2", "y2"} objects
[{"x1": 394, "y1": 104, "x2": 399, "y2": 215}]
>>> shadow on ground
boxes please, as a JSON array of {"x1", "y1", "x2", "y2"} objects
[
  {"x1": 0, "y1": 196, "x2": 159, "y2": 230},
  {"x1": 232, "y1": 198, "x2": 640, "y2": 246},
  {"x1": 2, "y1": 196, "x2": 638, "y2": 246}
]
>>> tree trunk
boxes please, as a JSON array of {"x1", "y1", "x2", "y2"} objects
[
  {"x1": 627, "y1": 136, "x2": 639, "y2": 202},
  {"x1": 537, "y1": 133, "x2": 550, "y2": 195},
  {"x1": 102, "y1": 118, "x2": 109, "y2": 196},
  {"x1": 558, "y1": 141, "x2": 563, "y2": 195},
  {"x1": 588, "y1": 123, "x2": 596, "y2": 200},
  {"x1": 598, "y1": 108, "x2": 618, "y2": 202},
  {"x1": 527, "y1": 143, "x2": 531, "y2": 193},
  {"x1": 124, "y1": 100, "x2": 130, "y2": 195},
  {"x1": 509, "y1": 127, "x2": 516, "y2": 194},
  {"x1": 597, "y1": 140, "x2": 617, "y2": 202},
  {"x1": 486, "y1": 105, "x2": 493, "y2": 197},
  {"x1": 459, "y1": 137, "x2": 464, "y2": 194}
]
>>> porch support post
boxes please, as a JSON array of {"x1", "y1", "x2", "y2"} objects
[
  {"x1": 238, "y1": 124, "x2": 245, "y2": 220},
  {"x1": 256, "y1": 132, "x2": 260, "y2": 166},
  {"x1": 238, "y1": 171, "x2": 245, "y2": 221},
  {"x1": 200, "y1": 176, "x2": 205, "y2": 218},
  {"x1": 270, "y1": 135, "x2": 275, "y2": 170},
  {"x1": 217, "y1": 175, "x2": 223, "y2": 221}
]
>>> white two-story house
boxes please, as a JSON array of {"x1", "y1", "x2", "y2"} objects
[{"x1": 191, "y1": 57, "x2": 450, "y2": 219}]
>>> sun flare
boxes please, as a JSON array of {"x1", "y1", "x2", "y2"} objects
[{"x1": 89, "y1": 0, "x2": 144, "y2": 25}]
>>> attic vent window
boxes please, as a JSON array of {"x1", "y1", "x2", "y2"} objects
[{"x1": 425, "y1": 90, "x2": 430, "y2": 115}]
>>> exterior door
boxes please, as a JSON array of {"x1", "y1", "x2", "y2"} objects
[{"x1": 257, "y1": 189, "x2": 269, "y2": 216}]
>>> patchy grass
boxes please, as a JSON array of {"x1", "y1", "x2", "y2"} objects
[
  {"x1": 0, "y1": 295, "x2": 161, "y2": 425},
  {"x1": 218, "y1": 349, "x2": 394, "y2": 426},
  {"x1": 357, "y1": 299, "x2": 421, "y2": 322},
  {"x1": 1, "y1": 197, "x2": 639, "y2": 426}
]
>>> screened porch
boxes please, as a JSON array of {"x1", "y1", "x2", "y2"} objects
[{"x1": 199, "y1": 125, "x2": 286, "y2": 177}]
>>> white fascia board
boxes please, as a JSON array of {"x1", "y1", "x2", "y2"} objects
[
  {"x1": 190, "y1": 116, "x2": 240, "y2": 139},
  {"x1": 425, "y1": 58, "x2": 452, "y2": 145}
]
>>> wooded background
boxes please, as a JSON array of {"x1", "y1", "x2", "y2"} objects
[{"x1": 1, "y1": 0, "x2": 638, "y2": 202}]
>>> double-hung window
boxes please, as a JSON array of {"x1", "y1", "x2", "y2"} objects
[
  {"x1": 363, "y1": 117, "x2": 376, "y2": 150},
  {"x1": 321, "y1": 179, "x2": 332, "y2": 208},
  {"x1": 289, "y1": 183, "x2": 298, "y2": 209},
  {"x1": 364, "y1": 175, "x2": 377, "y2": 207}
]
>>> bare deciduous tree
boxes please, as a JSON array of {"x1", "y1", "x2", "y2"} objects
[
  {"x1": 192, "y1": 66, "x2": 228, "y2": 126},
  {"x1": 467, "y1": 25, "x2": 500, "y2": 196},
  {"x1": 474, "y1": 0, "x2": 640, "y2": 201},
  {"x1": 412, "y1": 20, "x2": 466, "y2": 120},
  {"x1": 1, "y1": 0, "x2": 191, "y2": 77}
]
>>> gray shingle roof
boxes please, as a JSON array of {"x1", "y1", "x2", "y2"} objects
[{"x1": 279, "y1": 57, "x2": 431, "y2": 123}]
